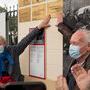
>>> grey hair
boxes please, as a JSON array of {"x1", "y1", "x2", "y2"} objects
[
  {"x1": 0, "y1": 36, "x2": 7, "y2": 44},
  {"x1": 85, "y1": 30, "x2": 90, "y2": 43},
  {"x1": 78, "y1": 26, "x2": 90, "y2": 43}
]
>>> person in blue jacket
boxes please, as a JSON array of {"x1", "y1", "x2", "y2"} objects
[
  {"x1": 0, "y1": 48, "x2": 14, "y2": 76},
  {"x1": 0, "y1": 15, "x2": 51, "y2": 82}
]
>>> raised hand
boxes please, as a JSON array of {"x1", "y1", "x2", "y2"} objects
[
  {"x1": 56, "y1": 13, "x2": 64, "y2": 25},
  {"x1": 56, "y1": 75, "x2": 69, "y2": 90},
  {"x1": 71, "y1": 64, "x2": 90, "y2": 90},
  {"x1": 37, "y1": 15, "x2": 51, "y2": 29}
]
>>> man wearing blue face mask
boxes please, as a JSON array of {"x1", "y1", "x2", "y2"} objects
[{"x1": 63, "y1": 28, "x2": 90, "y2": 90}]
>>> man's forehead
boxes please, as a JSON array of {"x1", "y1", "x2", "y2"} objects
[
  {"x1": 70, "y1": 30, "x2": 85, "y2": 42},
  {"x1": 73, "y1": 30, "x2": 85, "y2": 36}
]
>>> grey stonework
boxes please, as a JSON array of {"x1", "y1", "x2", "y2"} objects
[{"x1": 64, "y1": 0, "x2": 90, "y2": 14}]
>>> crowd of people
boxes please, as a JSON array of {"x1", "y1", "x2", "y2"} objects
[
  {"x1": 0, "y1": 15, "x2": 51, "y2": 87},
  {"x1": 0, "y1": 8, "x2": 90, "y2": 90},
  {"x1": 55, "y1": 6, "x2": 90, "y2": 89}
]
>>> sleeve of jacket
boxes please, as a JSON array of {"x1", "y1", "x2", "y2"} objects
[
  {"x1": 57, "y1": 22, "x2": 73, "y2": 41},
  {"x1": 14, "y1": 27, "x2": 43, "y2": 55}
]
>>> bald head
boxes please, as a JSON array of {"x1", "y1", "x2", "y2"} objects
[{"x1": 70, "y1": 29, "x2": 89, "y2": 45}]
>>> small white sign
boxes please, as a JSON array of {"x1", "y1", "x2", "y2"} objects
[{"x1": 29, "y1": 45, "x2": 45, "y2": 78}]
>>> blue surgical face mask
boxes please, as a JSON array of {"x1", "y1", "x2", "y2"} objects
[
  {"x1": 0, "y1": 45, "x2": 4, "y2": 54},
  {"x1": 69, "y1": 44, "x2": 81, "y2": 59}
]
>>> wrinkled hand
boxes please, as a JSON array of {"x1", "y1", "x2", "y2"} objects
[
  {"x1": 56, "y1": 13, "x2": 64, "y2": 25},
  {"x1": 56, "y1": 75, "x2": 69, "y2": 90},
  {"x1": 71, "y1": 64, "x2": 90, "y2": 90},
  {"x1": 37, "y1": 15, "x2": 51, "y2": 29}
]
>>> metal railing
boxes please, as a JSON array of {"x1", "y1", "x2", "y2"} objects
[{"x1": 6, "y1": 5, "x2": 18, "y2": 45}]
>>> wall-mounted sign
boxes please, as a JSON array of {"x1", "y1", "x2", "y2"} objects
[
  {"x1": 29, "y1": 45, "x2": 45, "y2": 78},
  {"x1": 32, "y1": 4, "x2": 46, "y2": 20},
  {"x1": 29, "y1": 28, "x2": 46, "y2": 79},
  {"x1": 19, "y1": 7, "x2": 31, "y2": 22}
]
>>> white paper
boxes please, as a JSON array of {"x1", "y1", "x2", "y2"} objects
[{"x1": 29, "y1": 45, "x2": 45, "y2": 78}]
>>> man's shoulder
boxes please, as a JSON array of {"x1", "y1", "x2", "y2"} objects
[
  {"x1": 63, "y1": 54, "x2": 75, "y2": 77},
  {"x1": 84, "y1": 54, "x2": 90, "y2": 69},
  {"x1": 63, "y1": 54, "x2": 73, "y2": 64}
]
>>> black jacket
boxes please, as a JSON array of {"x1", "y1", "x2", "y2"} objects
[
  {"x1": 63, "y1": 54, "x2": 90, "y2": 90},
  {"x1": 6, "y1": 27, "x2": 42, "y2": 81}
]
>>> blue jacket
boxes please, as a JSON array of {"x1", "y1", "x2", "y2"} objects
[{"x1": 0, "y1": 49, "x2": 14, "y2": 76}]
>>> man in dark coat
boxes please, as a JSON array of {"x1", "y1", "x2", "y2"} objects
[
  {"x1": 56, "y1": 64, "x2": 90, "y2": 90},
  {"x1": 0, "y1": 15, "x2": 51, "y2": 83},
  {"x1": 57, "y1": 22, "x2": 90, "y2": 90}
]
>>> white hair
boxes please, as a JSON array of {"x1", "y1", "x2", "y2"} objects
[
  {"x1": 85, "y1": 30, "x2": 90, "y2": 43},
  {"x1": 78, "y1": 27, "x2": 90, "y2": 43}
]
